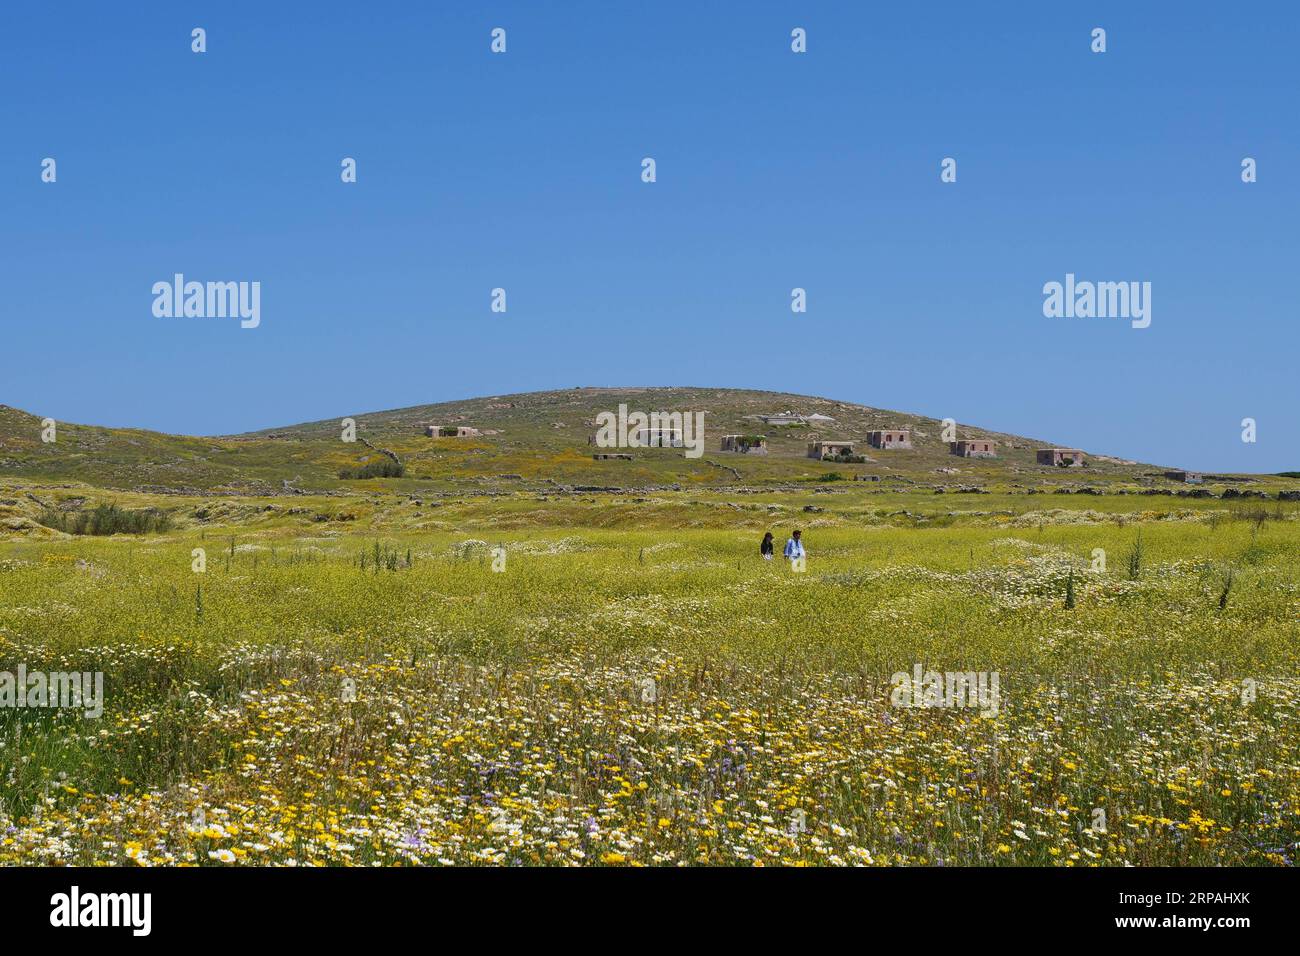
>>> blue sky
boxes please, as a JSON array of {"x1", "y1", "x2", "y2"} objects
[{"x1": 3, "y1": 1, "x2": 1296, "y2": 471}]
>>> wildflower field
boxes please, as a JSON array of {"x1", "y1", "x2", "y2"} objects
[{"x1": 1, "y1": 489, "x2": 1297, "y2": 867}]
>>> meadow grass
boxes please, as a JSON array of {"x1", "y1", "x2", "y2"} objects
[{"x1": 0, "y1": 499, "x2": 1297, "y2": 866}]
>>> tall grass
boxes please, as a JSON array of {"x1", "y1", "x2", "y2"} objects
[
  {"x1": 1126, "y1": 530, "x2": 1143, "y2": 580},
  {"x1": 37, "y1": 503, "x2": 172, "y2": 535}
]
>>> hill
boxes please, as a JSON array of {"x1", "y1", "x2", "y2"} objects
[{"x1": 0, "y1": 386, "x2": 1278, "y2": 499}]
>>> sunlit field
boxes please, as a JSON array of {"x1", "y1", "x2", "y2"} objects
[{"x1": 1, "y1": 490, "x2": 1296, "y2": 867}]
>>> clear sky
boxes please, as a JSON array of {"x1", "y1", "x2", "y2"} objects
[{"x1": 3, "y1": 1, "x2": 1296, "y2": 471}]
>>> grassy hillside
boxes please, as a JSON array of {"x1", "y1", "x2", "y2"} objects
[{"x1": 1, "y1": 386, "x2": 1271, "y2": 498}]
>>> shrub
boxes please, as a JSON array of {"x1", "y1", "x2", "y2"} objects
[
  {"x1": 339, "y1": 458, "x2": 406, "y2": 479},
  {"x1": 39, "y1": 503, "x2": 173, "y2": 536}
]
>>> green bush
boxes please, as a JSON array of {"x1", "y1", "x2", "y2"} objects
[
  {"x1": 39, "y1": 503, "x2": 173, "y2": 536},
  {"x1": 339, "y1": 458, "x2": 406, "y2": 479}
]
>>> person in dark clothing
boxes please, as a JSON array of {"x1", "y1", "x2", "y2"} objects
[{"x1": 760, "y1": 532, "x2": 775, "y2": 560}]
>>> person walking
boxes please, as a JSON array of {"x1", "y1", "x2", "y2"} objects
[
  {"x1": 760, "y1": 532, "x2": 775, "y2": 560},
  {"x1": 783, "y1": 529, "x2": 805, "y2": 562}
]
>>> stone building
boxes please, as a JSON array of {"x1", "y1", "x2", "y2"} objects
[
  {"x1": 633, "y1": 427, "x2": 683, "y2": 448},
  {"x1": 1036, "y1": 448, "x2": 1086, "y2": 467},
  {"x1": 807, "y1": 440, "x2": 856, "y2": 460},
  {"x1": 950, "y1": 439, "x2": 996, "y2": 458},
  {"x1": 867, "y1": 429, "x2": 912, "y2": 450},
  {"x1": 721, "y1": 435, "x2": 768, "y2": 454}
]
